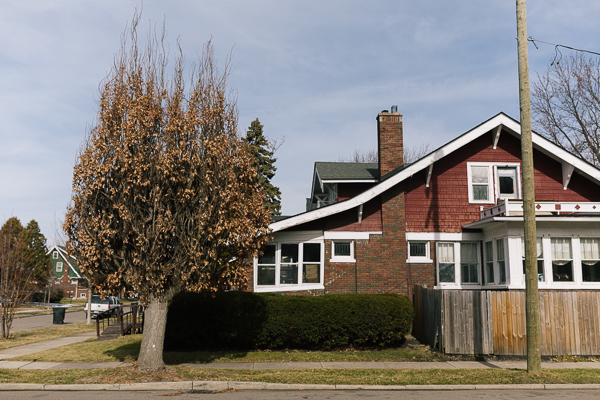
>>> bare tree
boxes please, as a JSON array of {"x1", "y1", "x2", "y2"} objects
[
  {"x1": 532, "y1": 54, "x2": 600, "y2": 166},
  {"x1": 338, "y1": 144, "x2": 431, "y2": 164},
  {"x1": 64, "y1": 15, "x2": 271, "y2": 370},
  {"x1": 338, "y1": 149, "x2": 378, "y2": 163},
  {"x1": 404, "y1": 143, "x2": 431, "y2": 164},
  {"x1": 0, "y1": 218, "x2": 36, "y2": 339}
]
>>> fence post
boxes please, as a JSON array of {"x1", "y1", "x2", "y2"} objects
[
  {"x1": 119, "y1": 306, "x2": 124, "y2": 336},
  {"x1": 96, "y1": 315, "x2": 100, "y2": 337},
  {"x1": 132, "y1": 305, "x2": 137, "y2": 334}
]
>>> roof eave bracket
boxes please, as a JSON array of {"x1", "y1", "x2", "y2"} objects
[
  {"x1": 493, "y1": 125, "x2": 502, "y2": 149},
  {"x1": 426, "y1": 163, "x2": 434, "y2": 188},
  {"x1": 357, "y1": 204, "x2": 363, "y2": 224},
  {"x1": 562, "y1": 161, "x2": 574, "y2": 190}
]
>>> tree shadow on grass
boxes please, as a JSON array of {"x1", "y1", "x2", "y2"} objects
[{"x1": 103, "y1": 337, "x2": 142, "y2": 361}]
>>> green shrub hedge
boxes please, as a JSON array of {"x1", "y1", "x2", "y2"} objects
[{"x1": 164, "y1": 292, "x2": 414, "y2": 351}]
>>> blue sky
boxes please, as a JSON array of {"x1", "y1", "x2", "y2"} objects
[{"x1": 1, "y1": 1, "x2": 599, "y2": 244}]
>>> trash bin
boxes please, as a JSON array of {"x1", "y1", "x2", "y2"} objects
[{"x1": 52, "y1": 307, "x2": 66, "y2": 324}]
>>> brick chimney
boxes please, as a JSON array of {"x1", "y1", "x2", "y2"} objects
[{"x1": 377, "y1": 107, "x2": 403, "y2": 178}]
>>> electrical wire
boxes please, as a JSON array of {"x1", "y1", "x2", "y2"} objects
[{"x1": 528, "y1": 37, "x2": 600, "y2": 65}]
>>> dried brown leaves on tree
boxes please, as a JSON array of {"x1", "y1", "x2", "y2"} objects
[
  {"x1": 64, "y1": 16, "x2": 271, "y2": 369},
  {"x1": 532, "y1": 54, "x2": 600, "y2": 166}
]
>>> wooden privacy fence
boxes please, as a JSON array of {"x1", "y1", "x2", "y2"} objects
[{"x1": 413, "y1": 286, "x2": 600, "y2": 356}]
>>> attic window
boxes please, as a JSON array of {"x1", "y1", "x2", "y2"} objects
[{"x1": 53, "y1": 251, "x2": 58, "y2": 259}]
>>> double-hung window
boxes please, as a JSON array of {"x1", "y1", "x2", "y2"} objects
[
  {"x1": 460, "y1": 243, "x2": 479, "y2": 284},
  {"x1": 496, "y1": 239, "x2": 506, "y2": 284},
  {"x1": 551, "y1": 238, "x2": 573, "y2": 282},
  {"x1": 255, "y1": 242, "x2": 324, "y2": 292},
  {"x1": 484, "y1": 241, "x2": 494, "y2": 284},
  {"x1": 468, "y1": 165, "x2": 493, "y2": 203},
  {"x1": 580, "y1": 238, "x2": 600, "y2": 282},
  {"x1": 437, "y1": 243, "x2": 456, "y2": 283},
  {"x1": 56, "y1": 262, "x2": 63, "y2": 273}
]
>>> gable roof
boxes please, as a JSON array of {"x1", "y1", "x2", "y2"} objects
[
  {"x1": 272, "y1": 112, "x2": 600, "y2": 233},
  {"x1": 315, "y1": 162, "x2": 379, "y2": 181},
  {"x1": 47, "y1": 245, "x2": 81, "y2": 279}
]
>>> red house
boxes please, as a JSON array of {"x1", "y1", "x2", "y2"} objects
[{"x1": 251, "y1": 109, "x2": 600, "y2": 298}]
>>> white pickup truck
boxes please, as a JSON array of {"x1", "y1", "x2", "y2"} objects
[{"x1": 84, "y1": 295, "x2": 121, "y2": 318}]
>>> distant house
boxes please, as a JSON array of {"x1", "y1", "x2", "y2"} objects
[
  {"x1": 251, "y1": 109, "x2": 600, "y2": 297},
  {"x1": 47, "y1": 245, "x2": 89, "y2": 299}
]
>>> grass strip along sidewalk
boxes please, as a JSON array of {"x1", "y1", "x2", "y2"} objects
[
  {"x1": 2, "y1": 334, "x2": 600, "y2": 386},
  {"x1": 1, "y1": 366, "x2": 600, "y2": 386}
]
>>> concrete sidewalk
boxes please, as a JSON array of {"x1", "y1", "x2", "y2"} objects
[{"x1": 0, "y1": 331, "x2": 97, "y2": 360}]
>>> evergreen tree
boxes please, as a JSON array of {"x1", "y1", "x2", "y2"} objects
[
  {"x1": 243, "y1": 119, "x2": 282, "y2": 215},
  {"x1": 22, "y1": 220, "x2": 50, "y2": 288}
]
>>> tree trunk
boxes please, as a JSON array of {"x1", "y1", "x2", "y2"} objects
[{"x1": 137, "y1": 289, "x2": 178, "y2": 370}]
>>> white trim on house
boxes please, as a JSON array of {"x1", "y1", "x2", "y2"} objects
[
  {"x1": 323, "y1": 231, "x2": 382, "y2": 240},
  {"x1": 321, "y1": 179, "x2": 378, "y2": 183},
  {"x1": 406, "y1": 232, "x2": 483, "y2": 241},
  {"x1": 271, "y1": 113, "x2": 600, "y2": 233}
]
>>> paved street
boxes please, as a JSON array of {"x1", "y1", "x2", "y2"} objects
[{"x1": 10, "y1": 309, "x2": 87, "y2": 332}]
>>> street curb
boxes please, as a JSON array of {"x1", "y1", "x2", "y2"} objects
[{"x1": 1, "y1": 381, "x2": 600, "y2": 391}]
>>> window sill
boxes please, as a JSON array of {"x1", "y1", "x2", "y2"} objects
[
  {"x1": 406, "y1": 258, "x2": 433, "y2": 264},
  {"x1": 330, "y1": 257, "x2": 356, "y2": 263}
]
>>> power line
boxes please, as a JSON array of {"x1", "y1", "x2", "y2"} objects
[{"x1": 528, "y1": 37, "x2": 600, "y2": 65}]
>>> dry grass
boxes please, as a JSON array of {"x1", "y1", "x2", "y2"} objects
[
  {"x1": 11, "y1": 334, "x2": 450, "y2": 364},
  {"x1": 0, "y1": 322, "x2": 95, "y2": 351},
  {"x1": 1, "y1": 366, "x2": 600, "y2": 386}
]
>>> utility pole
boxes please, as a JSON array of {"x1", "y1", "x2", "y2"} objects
[{"x1": 516, "y1": 0, "x2": 541, "y2": 374}]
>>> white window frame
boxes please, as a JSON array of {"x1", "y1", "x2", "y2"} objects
[
  {"x1": 495, "y1": 165, "x2": 521, "y2": 200},
  {"x1": 467, "y1": 162, "x2": 522, "y2": 204},
  {"x1": 467, "y1": 163, "x2": 494, "y2": 204},
  {"x1": 80, "y1": 293, "x2": 87, "y2": 298},
  {"x1": 330, "y1": 240, "x2": 355, "y2": 263},
  {"x1": 56, "y1": 262, "x2": 63, "y2": 273},
  {"x1": 254, "y1": 241, "x2": 325, "y2": 292},
  {"x1": 580, "y1": 238, "x2": 600, "y2": 283},
  {"x1": 52, "y1": 251, "x2": 58, "y2": 259},
  {"x1": 436, "y1": 242, "x2": 460, "y2": 286},
  {"x1": 460, "y1": 242, "x2": 481, "y2": 285},
  {"x1": 407, "y1": 241, "x2": 432, "y2": 263},
  {"x1": 496, "y1": 238, "x2": 507, "y2": 284},
  {"x1": 550, "y1": 237, "x2": 575, "y2": 283},
  {"x1": 484, "y1": 241, "x2": 494, "y2": 284}
]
